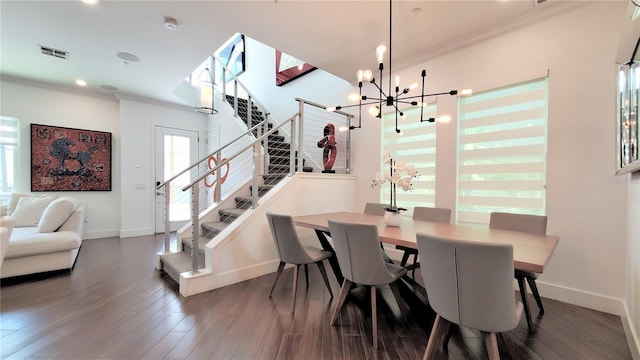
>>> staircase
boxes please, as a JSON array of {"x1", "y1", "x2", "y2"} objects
[{"x1": 159, "y1": 95, "x2": 309, "y2": 282}]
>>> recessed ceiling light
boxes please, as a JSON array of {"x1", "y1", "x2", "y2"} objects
[
  {"x1": 81, "y1": 0, "x2": 99, "y2": 5},
  {"x1": 101, "y1": 84, "x2": 118, "y2": 91},
  {"x1": 76, "y1": 79, "x2": 87, "y2": 87},
  {"x1": 116, "y1": 52, "x2": 140, "y2": 63}
]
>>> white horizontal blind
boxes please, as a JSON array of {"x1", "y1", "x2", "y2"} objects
[
  {"x1": 0, "y1": 116, "x2": 20, "y2": 204},
  {"x1": 457, "y1": 78, "x2": 548, "y2": 224},
  {"x1": 381, "y1": 104, "x2": 438, "y2": 210}
]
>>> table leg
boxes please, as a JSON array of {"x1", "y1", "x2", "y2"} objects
[{"x1": 314, "y1": 229, "x2": 343, "y2": 284}]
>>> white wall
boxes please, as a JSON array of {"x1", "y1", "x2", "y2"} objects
[
  {"x1": 119, "y1": 98, "x2": 207, "y2": 237},
  {"x1": 237, "y1": 36, "x2": 356, "y2": 127},
  {"x1": 0, "y1": 79, "x2": 209, "y2": 239},
  {"x1": 351, "y1": 2, "x2": 631, "y2": 310},
  {"x1": 1, "y1": 80, "x2": 121, "y2": 239}
]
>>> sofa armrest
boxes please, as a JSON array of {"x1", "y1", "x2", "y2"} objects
[
  {"x1": 58, "y1": 205, "x2": 85, "y2": 239},
  {"x1": 0, "y1": 204, "x2": 7, "y2": 217}
]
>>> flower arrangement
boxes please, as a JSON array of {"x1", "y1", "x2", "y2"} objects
[{"x1": 371, "y1": 150, "x2": 418, "y2": 213}]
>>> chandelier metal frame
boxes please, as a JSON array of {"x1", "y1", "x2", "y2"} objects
[{"x1": 328, "y1": 0, "x2": 465, "y2": 133}]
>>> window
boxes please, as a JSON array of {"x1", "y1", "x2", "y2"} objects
[
  {"x1": 457, "y1": 78, "x2": 548, "y2": 224},
  {"x1": 380, "y1": 103, "x2": 438, "y2": 209},
  {"x1": 0, "y1": 116, "x2": 19, "y2": 204}
]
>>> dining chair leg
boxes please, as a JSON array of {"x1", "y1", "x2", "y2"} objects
[
  {"x1": 291, "y1": 264, "x2": 300, "y2": 313},
  {"x1": 527, "y1": 277, "x2": 545, "y2": 315},
  {"x1": 483, "y1": 332, "x2": 500, "y2": 360},
  {"x1": 389, "y1": 281, "x2": 408, "y2": 319},
  {"x1": 517, "y1": 275, "x2": 534, "y2": 332},
  {"x1": 316, "y1": 261, "x2": 333, "y2": 298},
  {"x1": 371, "y1": 286, "x2": 378, "y2": 350},
  {"x1": 423, "y1": 314, "x2": 450, "y2": 360},
  {"x1": 268, "y1": 261, "x2": 286, "y2": 298},
  {"x1": 305, "y1": 264, "x2": 309, "y2": 290},
  {"x1": 400, "y1": 250, "x2": 411, "y2": 267},
  {"x1": 330, "y1": 279, "x2": 352, "y2": 326}
]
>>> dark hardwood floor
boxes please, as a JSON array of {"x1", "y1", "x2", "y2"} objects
[{"x1": 0, "y1": 234, "x2": 633, "y2": 359}]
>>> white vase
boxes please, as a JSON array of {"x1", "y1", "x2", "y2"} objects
[{"x1": 383, "y1": 210, "x2": 402, "y2": 227}]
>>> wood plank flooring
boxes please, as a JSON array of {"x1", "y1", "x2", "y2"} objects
[{"x1": 0, "y1": 234, "x2": 633, "y2": 359}]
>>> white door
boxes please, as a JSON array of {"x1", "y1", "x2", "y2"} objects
[{"x1": 154, "y1": 126, "x2": 199, "y2": 233}]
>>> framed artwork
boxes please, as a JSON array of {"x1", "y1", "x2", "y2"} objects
[
  {"x1": 31, "y1": 124, "x2": 112, "y2": 191},
  {"x1": 616, "y1": 61, "x2": 640, "y2": 175},
  {"x1": 216, "y1": 33, "x2": 245, "y2": 83},
  {"x1": 275, "y1": 50, "x2": 317, "y2": 86}
]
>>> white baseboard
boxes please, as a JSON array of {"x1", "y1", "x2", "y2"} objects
[
  {"x1": 119, "y1": 227, "x2": 153, "y2": 238},
  {"x1": 83, "y1": 229, "x2": 119, "y2": 240},
  {"x1": 622, "y1": 302, "x2": 640, "y2": 360}
]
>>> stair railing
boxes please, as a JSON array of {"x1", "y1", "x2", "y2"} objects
[
  {"x1": 158, "y1": 42, "x2": 354, "y2": 275},
  {"x1": 180, "y1": 114, "x2": 301, "y2": 274},
  {"x1": 156, "y1": 120, "x2": 271, "y2": 255}
]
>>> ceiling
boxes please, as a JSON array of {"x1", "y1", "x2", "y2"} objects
[{"x1": 0, "y1": 0, "x2": 584, "y2": 107}]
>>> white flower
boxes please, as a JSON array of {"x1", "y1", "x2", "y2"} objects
[{"x1": 371, "y1": 151, "x2": 419, "y2": 210}]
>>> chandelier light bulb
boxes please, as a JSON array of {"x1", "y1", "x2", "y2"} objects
[
  {"x1": 436, "y1": 115, "x2": 452, "y2": 123},
  {"x1": 395, "y1": 76, "x2": 400, "y2": 87},
  {"x1": 348, "y1": 93, "x2": 361, "y2": 102},
  {"x1": 326, "y1": 106, "x2": 336, "y2": 113},
  {"x1": 357, "y1": 70, "x2": 364, "y2": 82},
  {"x1": 369, "y1": 106, "x2": 380, "y2": 117},
  {"x1": 363, "y1": 69, "x2": 373, "y2": 81},
  {"x1": 459, "y1": 88, "x2": 473, "y2": 96},
  {"x1": 409, "y1": 82, "x2": 418, "y2": 91},
  {"x1": 376, "y1": 45, "x2": 387, "y2": 63}
]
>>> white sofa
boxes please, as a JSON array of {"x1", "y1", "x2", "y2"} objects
[{"x1": 0, "y1": 194, "x2": 85, "y2": 279}]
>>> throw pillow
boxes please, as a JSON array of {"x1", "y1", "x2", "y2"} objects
[
  {"x1": 7, "y1": 193, "x2": 58, "y2": 215},
  {"x1": 38, "y1": 197, "x2": 77, "y2": 233},
  {"x1": 12, "y1": 196, "x2": 57, "y2": 227}
]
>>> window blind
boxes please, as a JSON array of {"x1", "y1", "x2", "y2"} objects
[
  {"x1": 0, "y1": 116, "x2": 20, "y2": 202},
  {"x1": 381, "y1": 103, "x2": 438, "y2": 209},
  {"x1": 457, "y1": 78, "x2": 548, "y2": 224}
]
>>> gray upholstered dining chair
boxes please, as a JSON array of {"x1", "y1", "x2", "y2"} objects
[
  {"x1": 490, "y1": 212, "x2": 548, "y2": 333},
  {"x1": 397, "y1": 207, "x2": 452, "y2": 277},
  {"x1": 417, "y1": 233, "x2": 523, "y2": 360},
  {"x1": 363, "y1": 202, "x2": 387, "y2": 216},
  {"x1": 328, "y1": 220, "x2": 408, "y2": 350},
  {"x1": 266, "y1": 212, "x2": 334, "y2": 314},
  {"x1": 363, "y1": 202, "x2": 394, "y2": 264}
]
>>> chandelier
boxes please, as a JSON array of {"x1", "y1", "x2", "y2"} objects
[{"x1": 326, "y1": 0, "x2": 471, "y2": 133}]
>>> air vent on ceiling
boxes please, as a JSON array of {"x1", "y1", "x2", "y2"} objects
[{"x1": 39, "y1": 45, "x2": 69, "y2": 60}]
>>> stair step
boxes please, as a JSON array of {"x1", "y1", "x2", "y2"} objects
[
  {"x1": 250, "y1": 184, "x2": 274, "y2": 195},
  {"x1": 160, "y1": 251, "x2": 204, "y2": 282},
  {"x1": 219, "y1": 207, "x2": 247, "y2": 223},
  {"x1": 200, "y1": 222, "x2": 229, "y2": 238},
  {"x1": 235, "y1": 196, "x2": 253, "y2": 209}
]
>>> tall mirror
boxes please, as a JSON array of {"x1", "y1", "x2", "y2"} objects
[{"x1": 616, "y1": 2, "x2": 640, "y2": 175}]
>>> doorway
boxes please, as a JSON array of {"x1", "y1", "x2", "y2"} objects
[{"x1": 154, "y1": 126, "x2": 199, "y2": 233}]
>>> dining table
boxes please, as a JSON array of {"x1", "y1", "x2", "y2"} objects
[{"x1": 292, "y1": 211, "x2": 560, "y2": 290}]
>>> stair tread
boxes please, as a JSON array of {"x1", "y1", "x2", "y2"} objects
[
  {"x1": 219, "y1": 207, "x2": 246, "y2": 216},
  {"x1": 161, "y1": 251, "x2": 204, "y2": 274},
  {"x1": 201, "y1": 221, "x2": 229, "y2": 232}
]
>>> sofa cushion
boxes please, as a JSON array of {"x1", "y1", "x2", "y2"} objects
[
  {"x1": 5, "y1": 227, "x2": 81, "y2": 259},
  {"x1": 6, "y1": 193, "x2": 57, "y2": 216},
  {"x1": 12, "y1": 196, "x2": 57, "y2": 227},
  {"x1": 38, "y1": 197, "x2": 77, "y2": 233}
]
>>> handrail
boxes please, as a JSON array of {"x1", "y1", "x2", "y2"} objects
[
  {"x1": 182, "y1": 112, "x2": 299, "y2": 191},
  {"x1": 214, "y1": 54, "x2": 274, "y2": 120},
  {"x1": 295, "y1": 97, "x2": 354, "y2": 118},
  {"x1": 156, "y1": 119, "x2": 268, "y2": 189}
]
